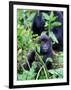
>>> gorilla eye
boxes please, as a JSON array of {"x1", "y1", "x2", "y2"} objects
[
  {"x1": 41, "y1": 40, "x2": 48, "y2": 44},
  {"x1": 42, "y1": 39, "x2": 48, "y2": 42},
  {"x1": 41, "y1": 41, "x2": 45, "y2": 44}
]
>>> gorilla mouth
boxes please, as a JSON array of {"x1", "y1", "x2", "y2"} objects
[{"x1": 43, "y1": 47, "x2": 48, "y2": 51}]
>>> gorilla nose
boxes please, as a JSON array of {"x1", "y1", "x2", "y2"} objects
[{"x1": 43, "y1": 46, "x2": 48, "y2": 50}]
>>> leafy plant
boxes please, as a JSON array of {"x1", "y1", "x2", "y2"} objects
[
  {"x1": 17, "y1": 62, "x2": 37, "y2": 80},
  {"x1": 43, "y1": 11, "x2": 62, "y2": 44},
  {"x1": 17, "y1": 10, "x2": 64, "y2": 80},
  {"x1": 48, "y1": 68, "x2": 63, "y2": 79}
]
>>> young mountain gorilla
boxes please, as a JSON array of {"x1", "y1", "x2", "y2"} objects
[
  {"x1": 39, "y1": 33, "x2": 53, "y2": 62},
  {"x1": 23, "y1": 33, "x2": 53, "y2": 71},
  {"x1": 39, "y1": 33, "x2": 53, "y2": 69}
]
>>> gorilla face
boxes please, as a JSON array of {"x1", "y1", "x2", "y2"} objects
[
  {"x1": 40, "y1": 40, "x2": 50, "y2": 54},
  {"x1": 39, "y1": 33, "x2": 52, "y2": 55}
]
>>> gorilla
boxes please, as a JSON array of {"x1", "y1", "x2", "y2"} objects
[
  {"x1": 32, "y1": 11, "x2": 63, "y2": 51},
  {"x1": 22, "y1": 11, "x2": 63, "y2": 71},
  {"x1": 23, "y1": 33, "x2": 53, "y2": 71},
  {"x1": 53, "y1": 11, "x2": 63, "y2": 51},
  {"x1": 39, "y1": 33, "x2": 53, "y2": 69},
  {"x1": 39, "y1": 33, "x2": 53, "y2": 62},
  {"x1": 32, "y1": 12, "x2": 45, "y2": 35}
]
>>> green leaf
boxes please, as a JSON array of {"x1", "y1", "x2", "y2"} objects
[
  {"x1": 17, "y1": 35, "x2": 23, "y2": 49},
  {"x1": 50, "y1": 16, "x2": 57, "y2": 22},
  {"x1": 55, "y1": 68, "x2": 63, "y2": 76},
  {"x1": 17, "y1": 74, "x2": 23, "y2": 80},
  {"x1": 49, "y1": 31, "x2": 58, "y2": 44},
  {"x1": 26, "y1": 63, "x2": 37, "y2": 80},
  {"x1": 50, "y1": 11, "x2": 54, "y2": 18},
  {"x1": 22, "y1": 71, "x2": 28, "y2": 80},
  {"x1": 45, "y1": 22, "x2": 48, "y2": 27},
  {"x1": 51, "y1": 22, "x2": 62, "y2": 27},
  {"x1": 56, "y1": 52, "x2": 63, "y2": 64},
  {"x1": 48, "y1": 68, "x2": 63, "y2": 79},
  {"x1": 42, "y1": 13, "x2": 50, "y2": 20},
  {"x1": 32, "y1": 34, "x2": 38, "y2": 37},
  {"x1": 27, "y1": 12, "x2": 36, "y2": 21},
  {"x1": 50, "y1": 11, "x2": 57, "y2": 22},
  {"x1": 46, "y1": 57, "x2": 53, "y2": 62},
  {"x1": 36, "y1": 44, "x2": 40, "y2": 53}
]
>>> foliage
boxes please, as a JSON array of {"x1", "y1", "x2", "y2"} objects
[
  {"x1": 43, "y1": 11, "x2": 62, "y2": 44},
  {"x1": 17, "y1": 9, "x2": 64, "y2": 80},
  {"x1": 48, "y1": 68, "x2": 63, "y2": 79},
  {"x1": 17, "y1": 62, "x2": 37, "y2": 80}
]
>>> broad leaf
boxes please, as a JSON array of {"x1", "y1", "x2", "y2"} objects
[
  {"x1": 50, "y1": 11, "x2": 57, "y2": 22},
  {"x1": 49, "y1": 31, "x2": 58, "y2": 44},
  {"x1": 51, "y1": 22, "x2": 62, "y2": 27},
  {"x1": 27, "y1": 12, "x2": 36, "y2": 21},
  {"x1": 42, "y1": 13, "x2": 50, "y2": 20}
]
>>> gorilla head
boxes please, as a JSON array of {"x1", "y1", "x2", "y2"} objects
[
  {"x1": 39, "y1": 33, "x2": 52, "y2": 56},
  {"x1": 32, "y1": 12, "x2": 45, "y2": 35}
]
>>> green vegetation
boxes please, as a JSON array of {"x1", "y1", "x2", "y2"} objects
[{"x1": 17, "y1": 9, "x2": 63, "y2": 80}]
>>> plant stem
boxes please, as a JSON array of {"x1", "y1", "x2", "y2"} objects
[
  {"x1": 43, "y1": 66, "x2": 48, "y2": 79},
  {"x1": 36, "y1": 65, "x2": 48, "y2": 80},
  {"x1": 36, "y1": 66, "x2": 43, "y2": 80},
  {"x1": 35, "y1": 51, "x2": 49, "y2": 79},
  {"x1": 48, "y1": 22, "x2": 51, "y2": 37}
]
